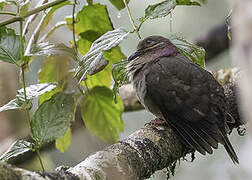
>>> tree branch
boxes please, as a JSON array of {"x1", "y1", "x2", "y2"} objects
[
  {"x1": 195, "y1": 22, "x2": 230, "y2": 62},
  {"x1": 0, "y1": 68, "x2": 243, "y2": 179}
]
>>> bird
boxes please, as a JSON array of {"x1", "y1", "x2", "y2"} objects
[{"x1": 126, "y1": 35, "x2": 239, "y2": 164}]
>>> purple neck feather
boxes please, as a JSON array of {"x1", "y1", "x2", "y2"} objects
[{"x1": 155, "y1": 45, "x2": 178, "y2": 59}]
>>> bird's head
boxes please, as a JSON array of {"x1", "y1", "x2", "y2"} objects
[{"x1": 128, "y1": 36, "x2": 178, "y2": 61}]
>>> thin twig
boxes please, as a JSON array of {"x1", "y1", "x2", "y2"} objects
[
  {"x1": 19, "y1": 21, "x2": 31, "y2": 124},
  {"x1": 72, "y1": 0, "x2": 78, "y2": 52},
  {"x1": 36, "y1": 149, "x2": 45, "y2": 172},
  {"x1": 0, "y1": 0, "x2": 67, "y2": 27},
  {"x1": 0, "y1": 11, "x2": 16, "y2": 16},
  {"x1": 123, "y1": 0, "x2": 141, "y2": 39}
]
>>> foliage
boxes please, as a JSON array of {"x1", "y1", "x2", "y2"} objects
[
  {"x1": 0, "y1": 27, "x2": 20, "y2": 65},
  {"x1": 171, "y1": 36, "x2": 206, "y2": 68},
  {"x1": 0, "y1": 140, "x2": 31, "y2": 162},
  {"x1": 56, "y1": 128, "x2": 71, "y2": 153},
  {"x1": 0, "y1": 0, "x2": 206, "y2": 169},
  {"x1": 81, "y1": 86, "x2": 124, "y2": 144}
]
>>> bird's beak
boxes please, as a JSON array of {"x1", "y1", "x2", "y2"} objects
[{"x1": 127, "y1": 50, "x2": 141, "y2": 61}]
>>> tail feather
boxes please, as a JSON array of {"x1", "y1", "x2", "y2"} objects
[
  {"x1": 167, "y1": 116, "x2": 214, "y2": 155},
  {"x1": 168, "y1": 120, "x2": 207, "y2": 155},
  {"x1": 220, "y1": 131, "x2": 239, "y2": 164},
  {"x1": 195, "y1": 121, "x2": 219, "y2": 149},
  {"x1": 179, "y1": 121, "x2": 213, "y2": 154},
  {"x1": 161, "y1": 109, "x2": 239, "y2": 164}
]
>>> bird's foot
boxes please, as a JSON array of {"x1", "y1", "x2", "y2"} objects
[
  {"x1": 147, "y1": 117, "x2": 168, "y2": 127},
  {"x1": 237, "y1": 125, "x2": 246, "y2": 136}
]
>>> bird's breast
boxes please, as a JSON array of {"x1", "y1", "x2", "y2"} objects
[{"x1": 133, "y1": 72, "x2": 163, "y2": 118}]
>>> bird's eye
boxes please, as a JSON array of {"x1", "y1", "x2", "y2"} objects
[
  {"x1": 146, "y1": 40, "x2": 155, "y2": 46},
  {"x1": 146, "y1": 40, "x2": 153, "y2": 44}
]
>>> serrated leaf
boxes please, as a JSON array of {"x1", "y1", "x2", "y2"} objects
[
  {"x1": 40, "y1": 0, "x2": 71, "y2": 31},
  {"x1": 84, "y1": 46, "x2": 126, "y2": 88},
  {"x1": 55, "y1": 128, "x2": 71, "y2": 153},
  {"x1": 140, "y1": 0, "x2": 177, "y2": 21},
  {"x1": 75, "y1": 28, "x2": 128, "y2": 82},
  {"x1": 81, "y1": 86, "x2": 124, "y2": 144},
  {"x1": 0, "y1": 99, "x2": 23, "y2": 112},
  {"x1": 0, "y1": 26, "x2": 20, "y2": 65},
  {"x1": 27, "y1": 42, "x2": 78, "y2": 61},
  {"x1": 38, "y1": 56, "x2": 70, "y2": 104},
  {"x1": 171, "y1": 36, "x2": 205, "y2": 68},
  {"x1": 108, "y1": 0, "x2": 130, "y2": 11},
  {"x1": 112, "y1": 60, "x2": 129, "y2": 101},
  {"x1": 31, "y1": 92, "x2": 74, "y2": 146},
  {"x1": 17, "y1": 83, "x2": 57, "y2": 101},
  {"x1": 140, "y1": 0, "x2": 201, "y2": 22},
  {"x1": 0, "y1": 83, "x2": 57, "y2": 112},
  {"x1": 0, "y1": 140, "x2": 31, "y2": 162},
  {"x1": 72, "y1": 4, "x2": 126, "y2": 87}
]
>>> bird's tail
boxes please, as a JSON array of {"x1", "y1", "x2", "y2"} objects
[{"x1": 221, "y1": 132, "x2": 239, "y2": 164}]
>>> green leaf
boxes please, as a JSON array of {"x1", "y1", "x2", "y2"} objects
[
  {"x1": 139, "y1": 0, "x2": 176, "y2": 22},
  {"x1": 55, "y1": 128, "x2": 71, "y2": 153},
  {"x1": 27, "y1": 42, "x2": 78, "y2": 61},
  {"x1": 75, "y1": 28, "x2": 128, "y2": 82},
  {"x1": 2, "y1": 0, "x2": 17, "y2": 6},
  {"x1": 176, "y1": 0, "x2": 200, "y2": 6},
  {"x1": 81, "y1": 86, "x2": 124, "y2": 144},
  {"x1": 171, "y1": 36, "x2": 205, "y2": 68},
  {"x1": 0, "y1": 2, "x2": 5, "y2": 10},
  {"x1": 40, "y1": 1, "x2": 71, "y2": 31},
  {"x1": 75, "y1": 3, "x2": 113, "y2": 35},
  {"x1": 16, "y1": 83, "x2": 57, "y2": 101},
  {"x1": 0, "y1": 26, "x2": 20, "y2": 64},
  {"x1": 19, "y1": 0, "x2": 31, "y2": 16},
  {"x1": 140, "y1": 0, "x2": 200, "y2": 22},
  {"x1": 31, "y1": 92, "x2": 74, "y2": 146},
  {"x1": 72, "y1": 4, "x2": 126, "y2": 88},
  {"x1": 85, "y1": 46, "x2": 126, "y2": 88},
  {"x1": 112, "y1": 60, "x2": 128, "y2": 101},
  {"x1": 0, "y1": 83, "x2": 57, "y2": 112},
  {"x1": 108, "y1": 0, "x2": 130, "y2": 11},
  {"x1": 0, "y1": 140, "x2": 31, "y2": 162},
  {"x1": 38, "y1": 56, "x2": 70, "y2": 104}
]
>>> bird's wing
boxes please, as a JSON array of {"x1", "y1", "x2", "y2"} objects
[{"x1": 145, "y1": 55, "x2": 227, "y2": 155}]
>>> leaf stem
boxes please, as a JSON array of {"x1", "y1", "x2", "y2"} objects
[
  {"x1": 20, "y1": 21, "x2": 31, "y2": 123},
  {"x1": 123, "y1": 0, "x2": 141, "y2": 39},
  {"x1": 19, "y1": 22, "x2": 25, "y2": 99},
  {"x1": 36, "y1": 149, "x2": 45, "y2": 172},
  {"x1": 0, "y1": 0, "x2": 68, "y2": 27},
  {"x1": 72, "y1": 0, "x2": 78, "y2": 52},
  {"x1": 0, "y1": 11, "x2": 16, "y2": 16}
]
